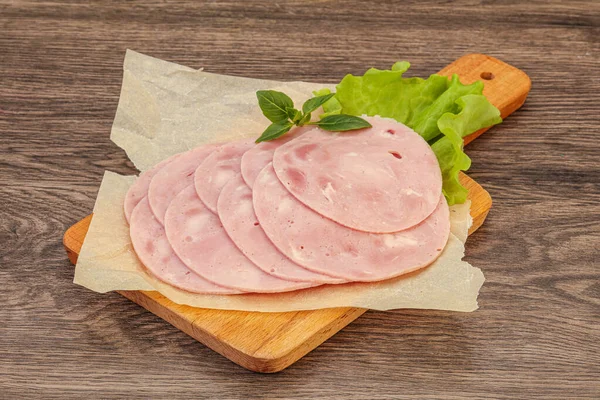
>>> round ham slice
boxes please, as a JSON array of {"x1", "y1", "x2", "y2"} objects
[
  {"x1": 253, "y1": 164, "x2": 451, "y2": 282},
  {"x1": 217, "y1": 175, "x2": 346, "y2": 284},
  {"x1": 148, "y1": 144, "x2": 218, "y2": 225},
  {"x1": 272, "y1": 116, "x2": 442, "y2": 233},
  {"x1": 240, "y1": 126, "x2": 310, "y2": 188},
  {"x1": 194, "y1": 138, "x2": 255, "y2": 213},
  {"x1": 164, "y1": 184, "x2": 315, "y2": 293},
  {"x1": 124, "y1": 155, "x2": 180, "y2": 223},
  {"x1": 129, "y1": 197, "x2": 240, "y2": 294}
]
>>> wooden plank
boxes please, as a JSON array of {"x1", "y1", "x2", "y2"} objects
[{"x1": 63, "y1": 54, "x2": 529, "y2": 373}]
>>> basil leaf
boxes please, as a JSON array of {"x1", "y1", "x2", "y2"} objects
[
  {"x1": 256, "y1": 90, "x2": 294, "y2": 123},
  {"x1": 255, "y1": 120, "x2": 294, "y2": 143},
  {"x1": 298, "y1": 112, "x2": 311, "y2": 126},
  {"x1": 313, "y1": 88, "x2": 343, "y2": 118},
  {"x1": 302, "y1": 93, "x2": 336, "y2": 115},
  {"x1": 286, "y1": 107, "x2": 303, "y2": 124},
  {"x1": 314, "y1": 114, "x2": 372, "y2": 131}
]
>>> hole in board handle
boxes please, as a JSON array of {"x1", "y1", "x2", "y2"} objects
[{"x1": 480, "y1": 71, "x2": 495, "y2": 80}]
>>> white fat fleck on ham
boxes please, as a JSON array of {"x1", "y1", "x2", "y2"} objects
[
  {"x1": 321, "y1": 182, "x2": 335, "y2": 203},
  {"x1": 403, "y1": 188, "x2": 423, "y2": 197},
  {"x1": 382, "y1": 234, "x2": 419, "y2": 248}
]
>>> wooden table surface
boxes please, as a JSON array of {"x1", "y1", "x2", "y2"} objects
[{"x1": 1, "y1": 1, "x2": 599, "y2": 398}]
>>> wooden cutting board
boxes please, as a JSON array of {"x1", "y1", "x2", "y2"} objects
[{"x1": 63, "y1": 54, "x2": 530, "y2": 373}]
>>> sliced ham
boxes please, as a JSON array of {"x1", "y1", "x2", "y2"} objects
[
  {"x1": 129, "y1": 197, "x2": 240, "y2": 294},
  {"x1": 240, "y1": 126, "x2": 310, "y2": 188},
  {"x1": 124, "y1": 155, "x2": 179, "y2": 223},
  {"x1": 194, "y1": 138, "x2": 254, "y2": 213},
  {"x1": 253, "y1": 164, "x2": 450, "y2": 282},
  {"x1": 148, "y1": 144, "x2": 218, "y2": 225},
  {"x1": 164, "y1": 184, "x2": 315, "y2": 293},
  {"x1": 272, "y1": 116, "x2": 442, "y2": 233},
  {"x1": 218, "y1": 175, "x2": 345, "y2": 284}
]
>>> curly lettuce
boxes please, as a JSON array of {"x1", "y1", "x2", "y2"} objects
[{"x1": 315, "y1": 62, "x2": 502, "y2": 205}]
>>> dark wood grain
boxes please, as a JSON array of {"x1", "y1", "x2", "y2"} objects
[{"x1": 1, "y1": 0, "x2": 599, "y2": 398}]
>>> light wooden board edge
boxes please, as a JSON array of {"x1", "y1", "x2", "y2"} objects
[{"x1": 63, "y1": 53, "x2": 529, "y2": 373}]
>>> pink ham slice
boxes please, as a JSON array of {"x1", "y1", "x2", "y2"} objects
[
  {"x1": 217, "y1": 175, "x2": 346, "y2": 284},
  {"x1": 253, "y1": 164, "x2": 450, "y2": 282},
  {"x1": 194, "y1": 138, "x2": 255, "y2": 213},
  {"x1": 164, "y1": 184, "x2": 315, "y2": 293},
  {"x1": 148, "y1": 144, "x2": 219, "y2": 225},
  {"x1": 272, "y1": 116, "x2": 442, "y2": 233},
  {"x1": 240, "y1": 126, "x2": 310, "y2": 188},
  {"x1": 124, "y1": 155, "x2": 180, "y2": 223},
  {"x1": 129, "y1": 197, "x2": 240, "y2": 294}
]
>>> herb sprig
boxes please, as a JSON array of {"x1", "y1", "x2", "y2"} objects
[{"x1": 255, "y1": 90, "x2": 371, "y2": 143}]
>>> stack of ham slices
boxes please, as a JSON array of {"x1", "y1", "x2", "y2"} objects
[{"x1": 125, "y1": 116, "x2": 451, "y2": 294}]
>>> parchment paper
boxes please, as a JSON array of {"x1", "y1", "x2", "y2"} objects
[
  {"x1": 112, "y1": 50, "x2": 331, "y2": 172},
  {"x1": 74, "y1": 50, "x2": 485, "y2": 312}
]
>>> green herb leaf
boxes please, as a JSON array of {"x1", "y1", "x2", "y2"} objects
[
  {"x1": 313, "y1": 114, "x2": 372, "y2": 131},
  {"x1": 256, "y1": 90, "x2": 294, "y2": 123},
  {"x1": 255, "y1": 120, "x2": 294, "y2": 143},
  {"x1": 286, "y1": 107, "x2": 303, "y2": 124},
  {"x1": 302, "y1": 93, "x2": 336, "y2": 115},
  {"x1": 313, "y1": 88, "x2": 343, "y2": 118},
  {"x1": 298, "y1": 112, "x2": 311, "y2": 126}
]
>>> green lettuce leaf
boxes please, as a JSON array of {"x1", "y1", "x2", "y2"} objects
[
  {"x1": 324, "y1": 62, "x2": 502, "y2": 205},
  {"x1": 434, "y1": 95, "x2": 504, "y2": 204}
]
